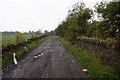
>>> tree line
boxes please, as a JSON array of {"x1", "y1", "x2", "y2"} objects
[{"x1": 55, "y1": 1, "x2": 120, "y2": 43}]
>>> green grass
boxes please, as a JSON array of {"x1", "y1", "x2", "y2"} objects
[
  {"x1": 2, "y1": 36, "x2": 48, "y2": 68},
  {"x1": 1, "y1": 35, "x2": 16, "y2": 46},
  {"x1": 59, "y1": 37, "x2": 120, "y2": 78},
  {"x1": 1, "y1": 34, "x2": 35, "y2": 46}
]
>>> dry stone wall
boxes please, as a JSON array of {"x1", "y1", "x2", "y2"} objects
[
  {"x1": 2, "y1": 35, "x2": 48, "y2": 53},
  {"x1": 76, "y1": 38, "x2": 120, "y2": 69}
]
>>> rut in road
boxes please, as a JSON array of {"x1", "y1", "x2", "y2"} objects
[{"x1": 3, "y1": 36, "x2": 87, "y2": 78}]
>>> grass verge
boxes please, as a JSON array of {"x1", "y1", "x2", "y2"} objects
[
  {"x1": 59, "y1": 37, "x2": 120, "y2": 78},
  {"x1": 2, "y1": 36, "x2": 48, "y2": 68}
]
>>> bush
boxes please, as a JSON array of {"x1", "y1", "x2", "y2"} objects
[{"x1": 16, "y1": 32, "x2": 26, "y2": 43}]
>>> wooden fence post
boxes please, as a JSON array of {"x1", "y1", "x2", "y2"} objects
[
  {"x1": 32, "y1": 35, "x2": 33, "y2": 38},
  {"x1": 17, "y1": 36, "x2": 18, "y2": 43}
]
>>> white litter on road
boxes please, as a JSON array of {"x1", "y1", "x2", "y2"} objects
[
  {"x1": 34, "y1": 56, "x2": 38, "y2": 59},
  {"x1": 82, "y1": 69, "x2": 87, "y2": 72},
  {"x1": 34, "y1": 53, "x2": 43, "y2": 59},
  {"x1": 13, "y1": 53, "x2": 18, "y2": 65},
  {"x1": 38, "y1": 53, "x2": 43, "y2": 57}
]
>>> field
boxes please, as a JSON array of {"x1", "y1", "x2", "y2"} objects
[{"x1": 1, "y1": 34, "x2": 33, "y2": 46}]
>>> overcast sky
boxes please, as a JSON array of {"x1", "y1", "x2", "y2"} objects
[{"x1": 0, "y1": 0, "x2": 111, "y2": 32}]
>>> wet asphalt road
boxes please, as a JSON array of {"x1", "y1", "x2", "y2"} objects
[{"x1": 3, "y1": 36, "x2": 87, "y2": 78}]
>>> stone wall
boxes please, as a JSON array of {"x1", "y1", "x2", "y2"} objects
[
  {"x1": 75, "y1": 38, "x2": 120, "y2": 69},
  {"x1": 2, "y1": 35, "x2": 48, "y2": 54}
]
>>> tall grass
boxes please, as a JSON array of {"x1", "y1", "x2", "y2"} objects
[{"x1": 60, "y1": 37, "x2": 120, "y2": 78}]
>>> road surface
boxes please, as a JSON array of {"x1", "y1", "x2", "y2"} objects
[{"x1": 3, "y1": 36, "x2": 87, "y2": 78}]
